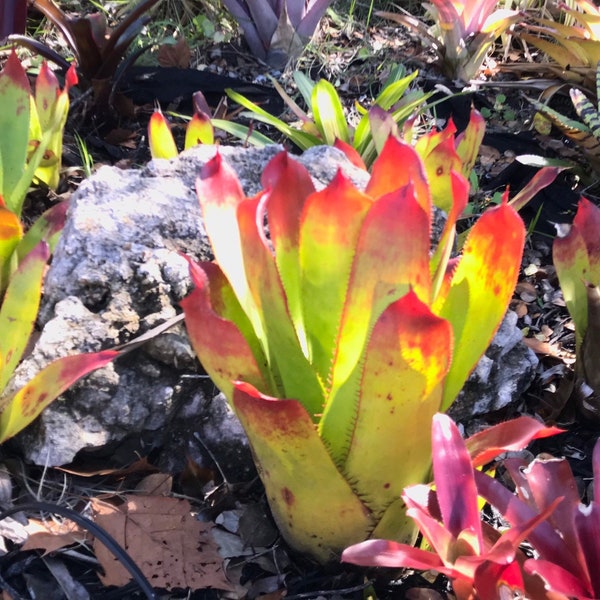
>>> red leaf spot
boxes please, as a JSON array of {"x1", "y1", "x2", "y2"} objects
[
  {"x1": 436, "y1": 166, "x2": 444, "y2": 176},
  {"x1": 22, "y1": 391, "x2": 48, "y2": 418},
  {"x1": 383, "y1": 483, "x2": 391, "y2": 489},
  {"x1": 386, "y1": 393, "x2": 392, "y2": 401},
  {"x1": 281, "y1": 487, "x2": 295, "y2": 506}
]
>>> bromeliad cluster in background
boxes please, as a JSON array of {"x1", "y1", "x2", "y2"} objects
[
  {"x1": 10, "y1": 0, "x2": 161, "y2": 112},
  {"x1": 218, "y1": 0, "x2": 334, "y2": 67},
  {"x1": 179, "y1": 110, "x2": 529, "y2": 562}
]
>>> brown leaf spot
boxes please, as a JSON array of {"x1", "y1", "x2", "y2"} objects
[{"x1": 281, "y1": 487, "x2": 295, "y2": 506}]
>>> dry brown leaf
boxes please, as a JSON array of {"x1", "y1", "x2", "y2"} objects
[
  {"x1": 90, "y1": 496, "x2": 233, "y2": 591},
  {"x1": 158, "y1": 38, "x2": 191, "y2": 68},
  {"x1": 21, "y1": 518, "x2": 88, "y2": 554},
  {"x1": 58, "y1": 456, "x2": 159, "y2": 478},
  {"x1": 135, "y1": 473, "x2": 172, "y2": 495}
]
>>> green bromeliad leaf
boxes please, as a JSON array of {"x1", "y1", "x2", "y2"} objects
[
  {"x1": 438, "y1": 197, "x2": 525, "y2": 409},
  {"x1": 0, "y1": 242, "x2": 48, "y2": 393},
  {"x1": 553, "y1": 198, "x2": 600, "y2": 353},
  {"x1": 0, "y1": 52, "x2": 30, "y2": 209},
  {"x1": 343, "y1": 291, "x2": 452, "y2": 518}
]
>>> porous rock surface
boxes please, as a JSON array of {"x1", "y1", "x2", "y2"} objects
[{"x1": 9, "y1": 144, "x2": 537, "y2": 469}]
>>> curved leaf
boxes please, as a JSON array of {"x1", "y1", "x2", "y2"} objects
[
  {"x1": 0, "y1": 350, "x2": 119, "y2": 443},
  {"x1": 342, "y1": 292, "x2": 452, "y2": 515},
  {"x1": 439, "y1": 199, "x2": 525, "y2": 409},
  {"x1": 232, "y1": 382, "x2": 374, "y2": 563}
]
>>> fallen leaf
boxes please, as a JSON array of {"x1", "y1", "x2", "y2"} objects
[
  {"x1": 58, "y1": 456, "x2": 159, "y2": 478},
  {"x1": 158, "y1": 39, "x2": 191, "y2": 68},
  {"x1": 91, "y1": 496, "x2": 233, "y2": 591},
  {"x1": 135, "y1": 473, "x2": 172, "y2": 496},
  {"x1": 22, "y1": 518, "x2": 88, "y2": 553}
]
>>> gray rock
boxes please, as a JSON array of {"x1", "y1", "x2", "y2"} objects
[{"x1": 448, "y1": 310, "x2": 539, "y2": 422}]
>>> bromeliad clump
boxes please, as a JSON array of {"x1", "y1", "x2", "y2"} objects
[{"x1": 181, "y1": 127, "x2": 525, "y2": 563}]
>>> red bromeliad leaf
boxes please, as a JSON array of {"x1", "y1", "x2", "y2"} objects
[
  {"x1": 438, "y1": 198, "x2": 525, "y2": 409},
  {"x1": 366, "y1": 136, "x2": 431, "y2": 216},
  {"x1": 333, "y1": 138, "x2": 367, "y2": 170},
  {"x1": 0, "y1": 51, "x2": 30, "y2": 205},
  {"x1": 321, "y1": 185, "x2": 433, "y2": 460},
  {"x1": 148, "y1": 111, "x2": 178, "y2": 159},
  {"x1": 232, "y1": 381, "x2": 374, "y2": 563},
  {"x1": 432, "y1": 414, "x2": 482, "y2": 549},
  {"x1": 575, "y1": 502, "x2": 600, "y2": 596},
  {"x1": 236, "y1": 195, "x2": 323, "y2": 414},
  {"x1": 342, "y1": 538, "x2": 450, "y2": 573},
  {"x1": 298, "y1": 171, "x2": 371, "y2": 382},
  {"x1": 261, "y1": 152, "x2": 315, "y2": 344},
  {"x1": 0, "y1": 242, "x2": 48, "y2": 392},
  {"x1": 520, "y1": 458, "x2": 583, "y2": 558},
  {"x1": 526, "y1": 559, "x2": 592, "y2": 599},
  {"x1": 474, "y1": 470, "x2": 576, "y2": 572},
  {"x1": 341, "y1": 292, "x2": 452, "y2": 518},
  {"x1": 0, "y1": 350, "x2": 119, "y2": 443},
  {"x1": 403, "y1": 483, "x2": 465, "y2": 567},
  {"x1": 473, "y1": 558, "x2": 526, "y2": 600},
  {"x1": 184, "y1": 111, "x2": 214, "y2": 149},
  {"x1": 180, "y1": 259, "x2": 270, "y2": 400},
  {"x1": 465, "y1": 416, "x2": 563, "y2": 468}
]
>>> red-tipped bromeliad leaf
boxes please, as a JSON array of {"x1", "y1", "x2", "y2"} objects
[
  {"x1": 438, "y1": 194, "x2": 526, "y2": 409},
  {"x1": 232, "y1": 381, "x2": 375, "y2": 563},
  {"x1": 415, "y1": 123, "x2": 462, "y2": 212},
  {"x1": 320, "y1": 185, "x2": 433, "y2": 464},
  {"x1": 366, "y1": 136, "x2": 432, "y2": 216},
  {"x1": 0, "y1": 51, "x2": 30, "y2": 209},
  {"x1": 184, "y1": 111, "x2": 214, "y2": 149},
  {"x1": 261, "y1": 152, "x2": 316, "y2": 351},
  {"x1": 180, "y1": 259, "x2": 271, "y2": 400},
  {"x1": 148, "y1": 110, "x2": 178, "y2": 159},
  {"x1": 0, "y1": 349, "x2": 119, "y2": 443},
  {"x1": 342, "y1": 292, "x2": 452, "y2": 524},
  {"x1": 236, "y1": 194, "x2": 324, "y2": 414},
  {"x1": 298, "y1": 171, "x2": 371, "y2": 382},
  {"x1": 553, "y1": 198, "x2": 600, "y2": 353}
]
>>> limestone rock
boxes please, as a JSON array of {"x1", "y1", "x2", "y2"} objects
[{"x1": 11, "y1": 144, "x2": 369, "y2": 467}]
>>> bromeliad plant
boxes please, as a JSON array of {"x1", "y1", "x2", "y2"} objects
[
  {"x1": 148, "y1": 107, "x2": 214, "y2": 160},
  {"x1": 342, "y1": 413, "x2": 563, "y2": 600},
  {"x1": 376, "y1": 0, "x2": 520, "y2": 81},
  {"x1": 530, "y1": 61, "x2": 600, "y2": 168},
  {"x1": 553, "y1": 197, "x2": 600, "y2": 397},
  {"x1": 518, "y1": 0, "x2": 600, "y2": 85},
  {"x1": 11, "y1": 0, "x2": 161, "y2": 111},
  {"x1": 220, "y1": 66, "x2": 432, "y2": 168},
  {"x1": 0, "y1": 51, "x2": 77, "y2": 216},
  {"x1": 220, "y1": 0, "x2": 333, "y2": 67},
  {"x1": 0, "y1": 239, "x2": 118, "y2": 443},
  {"x1": 180, "y1": 127, "x2": 527, "y2": 562}
]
